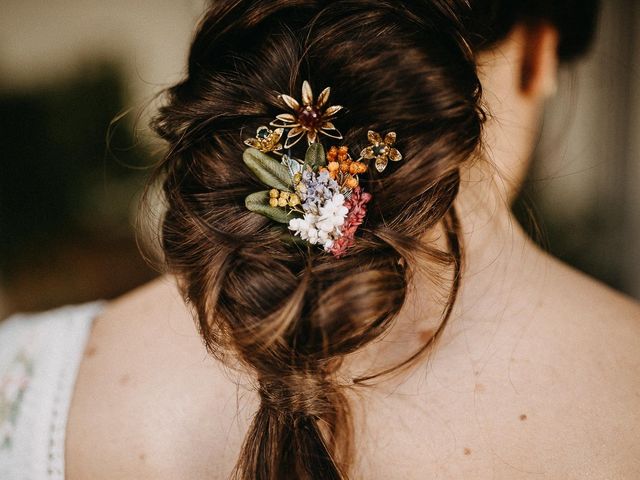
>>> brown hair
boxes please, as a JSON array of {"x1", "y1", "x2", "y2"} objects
[{"x1": 146, "y1": 1, "x2": 598, "y2": 478}]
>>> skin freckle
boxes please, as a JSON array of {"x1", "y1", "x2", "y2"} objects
[
  {"x1": 84, "y1": 346, "x2": 97, "y2": 357},
  {"x1": 119, "y1": 374, "x2": 131, "y2": 385},
  {"x1": 474, "y1": 383, "x2": 485, "y2": 393},
  {"x1": 418, "y1": 329, "x2": 434, "y2": 343},
  {"x1": 519, "y1": 414, "x2": 527, "y2": 421},
  {"x1": 138, "y1": 453, "x2": 146, "y2": 461},
  {"x1": 463, "y1": 448, "x2": 471, "y2": 456}
]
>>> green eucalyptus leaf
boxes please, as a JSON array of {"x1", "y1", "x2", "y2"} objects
[
  {"x1": 243, "y1": 148, "x2": 293, "y2": 191},
  {"x1": 245, "y1": 191, "x2": 298, "y2": 224},
  {"x1": 280, "y1": 232, "x2": 308, "y2": 246},
  {"x1": 304, "y1": 142, "x2": 326, "y2": 169}
]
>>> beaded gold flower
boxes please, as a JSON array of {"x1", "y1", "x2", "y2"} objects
[
  {"x1": 244, "y1": 126, "x2": 284, "y2": 154},
  {"x1": 360, "y1": 130, "x2": 403, "y2": 172},
  {"x1": 270, "y1": 80, "x2": 343, "y2": 149}
]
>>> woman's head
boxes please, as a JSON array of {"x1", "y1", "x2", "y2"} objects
[{"x1": 148, "y1": 1, "x2": 597, "y2": 478}]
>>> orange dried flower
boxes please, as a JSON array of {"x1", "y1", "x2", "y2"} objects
[
  {"x1": 352, "y1": 162, "x2": 367, "y2": 174},
  {"x1": 344, "y1": 175, "x2": 359, "y2": 189}
]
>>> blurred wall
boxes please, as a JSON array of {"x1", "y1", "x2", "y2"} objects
[
  {"x1": 525, "y1": 0, "x2": 640, "y2": 298},
  {"x1": 630, "y1": 3, "x2": 640, "y2": 298},
  {"x1": 0, "y1": 1, "x2": 207, "y2": 317},
  {"x1": 0, "y1": 0, "x2": 206, "y2": 105}
]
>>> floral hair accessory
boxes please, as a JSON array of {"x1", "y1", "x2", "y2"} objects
[
  {"x1": 244, "y1": 126, "x2": 284, "y2": 154},
  {"x1": 242, "y1": 80, "x2": 402, "y2": 257},
  {"x1": 359, "y1": 130, "x2": 403, "y2": 172},
  {"x1": 270, "y1": 80, "x2": 343, "y2": 148}
]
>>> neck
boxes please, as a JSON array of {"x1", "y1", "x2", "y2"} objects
[{"x1": 340, "y1": 158, "x2": 549, "y2": 388}]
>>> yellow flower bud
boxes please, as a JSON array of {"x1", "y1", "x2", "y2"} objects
[
  {"x1": 288, "y1": 194, "x2": 300, "y2": 207},
  {"x1": 269, "y1": 189, "x2": 279, "y2": 198},
  {"x1": 269, "y1": 197, "x2": 279, "y2": 207},
  {"x1": 279, "y1": 191, "x2": 290, "y2": 200},
  {"x1": 278, "y1": 197, "x2": 288, "y2": 207}
]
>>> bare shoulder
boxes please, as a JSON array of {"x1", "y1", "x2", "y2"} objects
[
  {"x1": 548, "y1": 253, "x2": 640, "y2": 319},
  {"x1": 65, "y1": 276, "x2": 255, "y2": 480},
  {"x1": 542, "y1": 254, "x2": 640, "y2": 368},
  {"x1": 354, "y1": 253, "x2": 640, "y2": 480},
  {"x1": 64, "y1": 265, "x2": 640, "y2": 479},
  {"x1": 514, "y1": 257, "x2": 640, "y2": 477},
  {"x1": 449, "y1": 255, "x2": 640, "y2": 478}
]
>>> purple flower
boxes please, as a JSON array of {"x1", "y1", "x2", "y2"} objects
[{"x1": 297, "y1": 169, "x2": 341, "y2": 214}]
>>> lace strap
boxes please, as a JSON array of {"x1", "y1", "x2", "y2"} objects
[{"x1": 0, "y1": 301, "x2": 106, "y2": 479}]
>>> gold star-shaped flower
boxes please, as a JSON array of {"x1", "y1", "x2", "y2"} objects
[
  {"x1": 360, "y1": 130, "x2": 402, "y2": 172},
  {"x1": 244, "y1": 126, "x2": 284, "y2": 154},
  {"x1": 270, "y1": 80, "x2": 343, "y2": 149}
]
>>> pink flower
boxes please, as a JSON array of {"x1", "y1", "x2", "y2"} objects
[{"x1": 329, "y1": 187, "x2": 372, "y2": 258}]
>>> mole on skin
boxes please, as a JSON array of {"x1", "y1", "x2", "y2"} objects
[
  {"x1": 463, "y1": 448, "x2": 472, "y2": 456},
  {"x1": 418, "y1": 329, "x2": 433, "y2": 343},
  {"x1": 519, "y1": 414, "x2": 527, "y2": 421}
]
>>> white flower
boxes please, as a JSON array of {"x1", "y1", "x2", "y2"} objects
[
  {"x1": 289, "y1": 215, "x2": 319, "y2": 244},
  {"x1": 288, "y1": 193, "x2": 348, "y2": 252},
  {"x1": 316, "y1": 194, "x2": 348, "y2": 233}
]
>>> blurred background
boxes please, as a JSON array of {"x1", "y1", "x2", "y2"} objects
[{"x1": 0, "y1": 0, "x2": 638, "y2": 317}]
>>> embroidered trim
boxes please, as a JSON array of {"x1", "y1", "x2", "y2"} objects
[{"x1": 0, "y1": 350, "x2": 35, "y2": 450}]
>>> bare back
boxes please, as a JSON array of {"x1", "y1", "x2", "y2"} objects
[{"x1": 65, "y1": 253, "x2": 640, "y2": 479}]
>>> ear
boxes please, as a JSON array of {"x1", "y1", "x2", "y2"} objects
[{"x1": 519, "y1": 22, "x2": 560, "y2": 98}]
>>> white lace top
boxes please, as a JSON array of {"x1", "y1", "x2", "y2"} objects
[{"x1": 0, "y1": 301, "x2": 106, "y2": 480}]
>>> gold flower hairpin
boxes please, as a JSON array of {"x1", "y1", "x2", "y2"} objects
[
  {"x1": 359, "y1": 130, "x2": 402, "y2": 172},
  {"x1": 244, "y1": 126, "x2": 284, "y2": 154},
  {"x1": 270, "y1": 80, "x2": 343, "y2": 148}
]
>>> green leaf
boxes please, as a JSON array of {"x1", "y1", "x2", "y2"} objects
[
  {"x1": 245, "y1": 191, "x2": 298, "y2": 224},
  {"x1": 243, "y1": 148, "x2": 293, "y2": 191},
  {"x1": 280, "y1": 232, "x2": 308, "y2": 246},
  {"x1": 304, "y1": 142, "x2": 326, "y2": 169}
]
